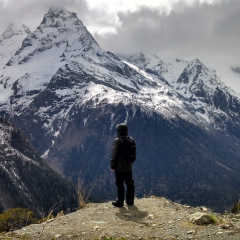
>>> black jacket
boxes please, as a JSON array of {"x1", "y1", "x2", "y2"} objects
[{"x1": 110, "y1": 135, "x2": 133, "y2": 172}]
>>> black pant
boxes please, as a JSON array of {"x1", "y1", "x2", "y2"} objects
[{"x1": 115, "y1": 171, "x2": 135, "y2": 205}]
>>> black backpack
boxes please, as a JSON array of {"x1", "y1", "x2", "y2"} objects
[{"x1": 119, "y1": 136, "x2": 136, "y2": 164}]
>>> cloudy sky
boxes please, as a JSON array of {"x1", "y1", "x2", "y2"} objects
[{"x1": 0, "y1": 0, "x2": 239, "y2": 90}]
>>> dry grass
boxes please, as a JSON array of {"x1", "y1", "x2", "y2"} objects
[{"x1": 77, "y1": 178, "x2": 96, "y2": 209}]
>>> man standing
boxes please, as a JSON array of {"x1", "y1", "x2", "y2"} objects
[{"x1": 110, "y1": 123, "x2": 136, "y2": 207}]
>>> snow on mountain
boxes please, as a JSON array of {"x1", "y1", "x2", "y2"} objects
[
  {"x1": 0, "y1": 24, "x2": 30, "y2": 71},
  {"x1": 216, "y1": 65, "x2": 240, "y2": 94},
  {"x1": 175, "y1": 58, "x2": 236, "y2": 97},
  {"x1": 122, "y1": 53, "x2": 240, "y2": 132},
  {"x1": 0, "y1": 8, "x2": 98, "y2": 106}
]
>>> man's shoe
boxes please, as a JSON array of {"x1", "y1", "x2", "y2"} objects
[
  {"x1": 112, "y1": 201, "x2": 123, "y2": 207},
  {"x1": 126, "y1": 202, "x2": 134, "y2": 206}
]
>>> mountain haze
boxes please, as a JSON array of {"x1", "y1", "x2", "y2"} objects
[{"x1": 0, "y1": 8, "x2": 240, "y2": 212}]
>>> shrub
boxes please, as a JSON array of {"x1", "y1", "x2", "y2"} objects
[
  {"x1": 209, "y1": 213, "x2": 217, "y2": 224},
  {"x1": 231, "y1": 203, "x2": 240, "y2": 214},
  {"x1": 0, "y1": 208, "x2": 36, "y2": 232}
]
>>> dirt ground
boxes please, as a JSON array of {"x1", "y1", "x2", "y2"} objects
[{"x1": 2, "y1": 197, "x2": 240, "y2": 240}]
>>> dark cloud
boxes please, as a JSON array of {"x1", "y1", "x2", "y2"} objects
[{"x1": 95, "y1": 0, "x2": 240, "y2": 68}]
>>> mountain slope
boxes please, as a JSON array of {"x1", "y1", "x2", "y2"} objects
[
  {"x1": 0, "y1": 116, "x2": 78, "y2": 214},
  {"x1": 0, "y1": 9, "x2": 240, "y2": 212},
  {"x1": 0, "y1": 24, "x2": 30, "y2": 71},
  {"x1": 45, "y1": 103, "x2": 240, "y2": 212}
]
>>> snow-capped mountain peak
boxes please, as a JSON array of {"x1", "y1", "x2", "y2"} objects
[
  {"x1": 176, "y1": 58, "x2": 219, "y2": 92},
  {"x1": 0, "y1": 24, "x2": 30, "y2": 73},
  {"x1": 175, "y1": 58, "x2": 239, "y2": 100},
  {"x1": 1, "y1": 24, "x2": 30, "y2": 39},
  {"x1": 0, "y1": 8, "x2": 102, "y2": 109},
  {"x1": 38, "y1": 7, "x2": 99, "y2": 48},
  {"x1": 41, "y1": 7, "x2": 79, "y2": 27},
  {"x1": 14, "y1": 7, "x2": 99, "y2": 60},
  {"x1": 123, "y1": 53, "x2": 240, "y2": 131}
]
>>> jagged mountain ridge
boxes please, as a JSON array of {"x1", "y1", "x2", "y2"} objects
[
  {"x1": 122, "y1": 54, "x2": 240, "y2": 136},
  {"x1": 0, "y1": 24, "x2": 30, "y2": 71},
  {"x1": 0, "y1": 116, "x2": 78, "y2": 214},
  {"x1": 0, "y1": 8, "x2": 240, "y2": 211}
]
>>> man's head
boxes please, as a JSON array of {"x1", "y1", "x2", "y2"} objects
[{"x1": 116, "y1": 123, "x2": 128, "y2": 136}]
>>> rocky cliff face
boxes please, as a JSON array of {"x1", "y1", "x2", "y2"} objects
[{"x1": 0, "y1": 8, "x2": 240, "y2": 212}]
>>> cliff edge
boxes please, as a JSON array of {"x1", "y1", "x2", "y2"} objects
[{"x1": 4, "y1": 197, "x2": 240, "y2": 240}]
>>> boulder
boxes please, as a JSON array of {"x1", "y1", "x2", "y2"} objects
[{"x1": 188, "y1": 212, "x2": 213, "y2": 225}]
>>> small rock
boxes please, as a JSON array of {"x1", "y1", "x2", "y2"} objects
[
  {"x1": 55, "y1": 234, "x2": 62, "y2": 238},
  {"x1": 57, "y1": 211, "x2": 64, "y2": 217},
  {"x1": 200, "y1": 206, "x2": 208, "y2": 211},
  {"x1": 187, "y1": 230, "x2": 196, "y2": 234},
  {"x1": 221, "y1": 224, "x2": 231, "y2": 229},
  {"x1": 47, "y1": 218, "x2": 54, "y2": 223},
  {"x1": 148, "y1": 214, "x2": 154, "y2": 219},
  {"x1": 216, "y1": 231, "x2": 224, "y2": 235},
  {"x1": 91, "y1": 221, "x2": 107, "y2": 224},
  {"x1": 93, "y1": 225, "x2": 101, "y2": 230}
]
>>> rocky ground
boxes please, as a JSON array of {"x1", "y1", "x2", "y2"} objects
[{"x1": 1, "y1": 197, "x2": 240, "y2": 240}]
